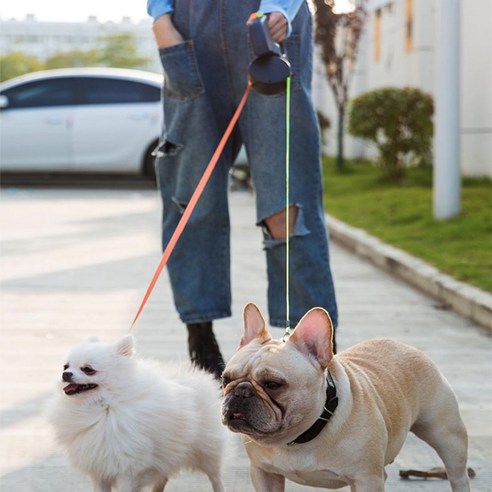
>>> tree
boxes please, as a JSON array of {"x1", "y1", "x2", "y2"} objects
[
  {"x1": 1, "y1": 33, "x2": 151, "y2": 82},
  {"x1": 0, "y1": 52, "x2": 43, "y2": 82},
  {"x1": 313, "y1": 0, "x2": 367, "y2": 170},
  {"x1": 46, "y1": 34, "x2": 151, "y2": 70},
  {"x1": 96, "y1": 33, "x2": 151, "y2": 69},
  {"x1": 45, "y1": 49, "x2": 99, "y2": 69}
]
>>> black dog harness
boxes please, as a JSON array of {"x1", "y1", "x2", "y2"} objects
[{"x1": 287, "y1": 371, "x2": 338, "y2": 446}]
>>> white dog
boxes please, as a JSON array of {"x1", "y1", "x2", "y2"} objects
[{"x1": 47, "y1": 335, "x2": 226, "y2": 492}]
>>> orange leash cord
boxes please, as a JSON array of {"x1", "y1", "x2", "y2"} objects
[{"x1": 131, "y1": 83, "x2": 252, "y2": 328}]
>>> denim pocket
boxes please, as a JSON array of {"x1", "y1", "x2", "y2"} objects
[{"x1": 159, "y1": 40, "x2": 205, "y2": 101}]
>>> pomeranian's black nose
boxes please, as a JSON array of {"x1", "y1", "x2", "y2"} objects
[{"x1": 62, "y1": 372, "x2": 73, "y2": 382}]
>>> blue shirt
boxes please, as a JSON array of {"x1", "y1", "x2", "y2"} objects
[{"x1": 147, "y1": 0, "x2": 304, "y2": 36}]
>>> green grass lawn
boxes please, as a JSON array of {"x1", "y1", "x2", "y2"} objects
[{"x1": 322, "y1": 158, "x2": 492, "y2": 293}]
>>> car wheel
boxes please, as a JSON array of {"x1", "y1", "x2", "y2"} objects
[{"x1": 142, "y1": 141, "x2": 158, "y2": 179}]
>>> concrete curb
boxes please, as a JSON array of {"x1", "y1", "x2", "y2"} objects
[{"x1": 326, "y1": 214, "x2": 492, "y2": 334}]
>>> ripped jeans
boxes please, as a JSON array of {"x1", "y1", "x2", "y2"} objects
[{"x1": 155, "y1": 0, "x2": 338, "y2": 328}]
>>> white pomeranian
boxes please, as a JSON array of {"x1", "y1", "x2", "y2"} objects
[{"x1": 47, "y1": 335, "x2": 226, "y2": 492}]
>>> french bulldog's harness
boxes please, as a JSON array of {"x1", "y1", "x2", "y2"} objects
[{"x1": 287, "y1": 370, "x2": 338, "y2": 446}]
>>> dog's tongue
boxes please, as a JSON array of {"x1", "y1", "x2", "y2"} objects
[{"x1": 63, "y1": 384, "x2": 78, "y2": 395}]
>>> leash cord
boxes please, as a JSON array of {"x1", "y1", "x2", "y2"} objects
[
  {"x1": 285, "y1": 76, "x2": 291, "y2": 336},
  {"x1": 131, "y1": 83, "x2": 252, "y2": 329}
]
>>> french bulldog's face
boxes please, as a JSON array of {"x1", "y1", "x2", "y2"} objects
[{"x1": 221, "y1": 304, "x2": 334, "y2": 446}]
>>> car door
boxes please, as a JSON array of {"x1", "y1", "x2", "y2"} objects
[
  {"x1": 72, "y1": 77, "x2": 161, "y2": 173},
  {"x1": 0, "y1": 78, "x2": 75, "y2": 171}
]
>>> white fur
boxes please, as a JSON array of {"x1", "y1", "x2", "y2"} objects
[{"x1": 46, "y1": 336, "x2": 226, "y2": 492}]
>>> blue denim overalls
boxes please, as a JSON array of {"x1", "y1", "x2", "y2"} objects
[{"x1": 155, "y1": 0, "x2": 338, "y2": 328}]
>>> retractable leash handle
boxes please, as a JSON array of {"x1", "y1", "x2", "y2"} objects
[{"x1": 248, "y1": 12, "x2": 292, "y2": 94}]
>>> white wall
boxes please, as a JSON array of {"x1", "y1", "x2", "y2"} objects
[
  {"x1": 313, "y1": 0, "x2": 492, "y2": 177},
  {"x1": 459, "y1": 0, "x2": 492, "y2": 176}
]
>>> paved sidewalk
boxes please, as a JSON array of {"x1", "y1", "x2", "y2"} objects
[{"x1": 0, "y1": 188, "x2": 490, "y2": 491}]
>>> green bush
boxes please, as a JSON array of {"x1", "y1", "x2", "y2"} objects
[{"x1": 348, "y1": 87, "x2": 434, "y2": 181}]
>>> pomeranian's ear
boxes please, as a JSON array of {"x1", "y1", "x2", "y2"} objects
[{"x1": 115, "y1": 335, "x2": 135, "y2": 357}]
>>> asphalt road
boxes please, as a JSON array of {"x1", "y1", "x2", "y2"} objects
[{"x1": 0, "y1": 186, "x2": 490, "y2": 491}]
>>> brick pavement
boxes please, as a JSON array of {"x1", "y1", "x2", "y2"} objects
[{"x1": 0, "y1": 187, "x2": 490, "y2": 491}]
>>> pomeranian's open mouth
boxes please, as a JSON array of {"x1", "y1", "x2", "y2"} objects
[{"x1": 63, "y1": 383, "x2": 98, "y2": 396}]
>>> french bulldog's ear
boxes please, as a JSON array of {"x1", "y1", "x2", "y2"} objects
[
  {"x1": 115, "y1": 335, "x2": 135, "y2": 358},
  {"x1": 288, "y1": 308, "x2": 334, "y2": 369},
  {"x1": 239, "y1": 303, "x2": 272, "y2": 349}
]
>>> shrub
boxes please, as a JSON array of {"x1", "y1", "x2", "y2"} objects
[{"x1": 348, "y1": 87, "x2": 434, "y2": 181}]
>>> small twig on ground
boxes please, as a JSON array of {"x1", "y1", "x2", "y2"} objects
[{"x1": 399, "y1": 467, "x2": 476, "y2": 480}]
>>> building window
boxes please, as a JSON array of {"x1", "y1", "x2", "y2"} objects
[
  {"x1": 374, "y1": 9, "x2": 381, "y2": 62},
  {"x1": 405, "y1": 0, "x2": 413, "y2": 52}
]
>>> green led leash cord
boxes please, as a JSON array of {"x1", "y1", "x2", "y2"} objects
[{"x1": 285, "y1": 75, "x2": 292, "y2": 337}]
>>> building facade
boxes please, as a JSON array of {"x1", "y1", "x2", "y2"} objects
[{"x1": 313, "y1": 0, "x2": 492, "y2": 177}]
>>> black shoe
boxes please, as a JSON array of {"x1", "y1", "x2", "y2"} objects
[{"x1": 186, "y1": 322, "x2": 225, "y2": 380}]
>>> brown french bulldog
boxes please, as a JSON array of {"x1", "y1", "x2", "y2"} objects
[{"x1": 222, "y1": 303, "x2": 470, "y2": 492}]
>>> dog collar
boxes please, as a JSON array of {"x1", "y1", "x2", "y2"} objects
[{"x1": 287, "y1": 371, "x2": 338, "y2": 446}]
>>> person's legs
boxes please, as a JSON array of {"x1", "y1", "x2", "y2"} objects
[{"x1": 154, "y1": 0, "x2": 338, "y2": 372}]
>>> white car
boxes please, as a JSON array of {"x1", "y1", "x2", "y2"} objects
[{"x1": 0, "y1": 68, "x2": 163, "y2": 176}]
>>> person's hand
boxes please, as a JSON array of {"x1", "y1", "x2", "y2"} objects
[
  {"x1": 152, "y1": 14, "x2": 184, "y2": 49},
  {"x1": 267, "y1": 12, "x2": 288, "y2": 43}
]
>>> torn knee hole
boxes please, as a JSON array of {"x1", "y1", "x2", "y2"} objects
[
  {"x1": 153, "y1": 140, "x2": 183, "y2": 157},
  {"x1": 263, "y1": 205, "x2": 298, "y2": 240}
]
